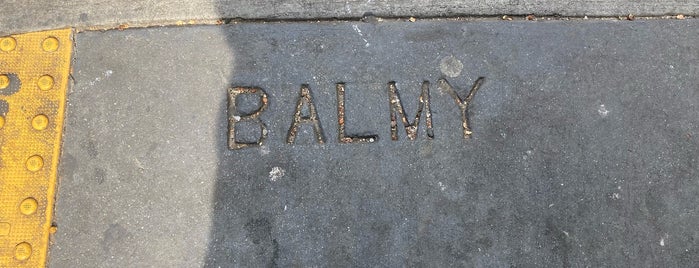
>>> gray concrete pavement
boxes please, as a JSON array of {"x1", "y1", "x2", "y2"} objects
[
  {"x1": 50, "y1": 20, "x2": 699, "y2": 267},
  {"x1": 1, "y1": 1, "x2": 698, "y2": 35}
]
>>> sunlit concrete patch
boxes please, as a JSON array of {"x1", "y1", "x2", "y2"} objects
[
  {"x1": 0, "y1": 29, "x2": 72, "y2": 267},
  {"x1": 53, "y1": 20, "x2": 699, "y2": 267},
  {"x1": 50, "y1": 27, "x2": 231, "y2": 267}
]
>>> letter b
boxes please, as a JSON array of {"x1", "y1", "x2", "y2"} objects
[{"x1": 228, "y1": 87, "x2": 268, "y2": 150}]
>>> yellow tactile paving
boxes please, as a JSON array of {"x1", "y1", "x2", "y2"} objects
[{"x1": 0, "y1": 29, "x2": 72, "y2": 267}]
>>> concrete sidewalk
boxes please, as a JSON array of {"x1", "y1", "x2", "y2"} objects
[
  {"x1": 46, "y1": 20, "x2": 699, "y2": 267},
  {"x1": 1, "y1": 0, "x2": 698, "y2": 35}
]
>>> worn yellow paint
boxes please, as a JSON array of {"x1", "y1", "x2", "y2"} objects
[
  {"x1": 0, "y1": 75, "x2": 9, "y2": 89},
  {"x1": 0, "y1": 29, "x2": 72, "y2": 267}
]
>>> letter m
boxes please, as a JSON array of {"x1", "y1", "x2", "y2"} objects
[{"x1": 387, "y1": 81, "x2": 433, "y2": 140}]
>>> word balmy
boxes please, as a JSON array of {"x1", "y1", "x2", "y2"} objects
[{"x1": 227, "y1": 78, "x2": 485, "y2": 150}]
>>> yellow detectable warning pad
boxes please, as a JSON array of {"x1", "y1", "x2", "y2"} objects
[{"x1": 0, "y1": 29, "x2": 72, "y2": 267}]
